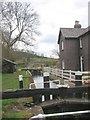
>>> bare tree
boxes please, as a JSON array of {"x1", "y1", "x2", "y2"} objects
[
  {"x1": 0, "y1": 2, "x2": 40, "y2": 58},
  {"x1": 52, "y1": 48, "x2": 60, "y2": 58}
]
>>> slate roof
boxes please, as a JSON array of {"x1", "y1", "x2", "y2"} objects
[
  {"x1": 79, "y1": 26, "x2": 90, "y2": 37},
  {"x1": 3, "y1": 58, "x2": 16, "y2": 65},
  {"x1": 61, "y1": 28, "x2": 85, "y2": 38},
  {"x1": 58, "y1": 28, "x2": 85, "y2": 44}
]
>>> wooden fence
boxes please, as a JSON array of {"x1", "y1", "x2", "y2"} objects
[{"x1": 43, "y1": 67, "x2": 90, "y2": 85}]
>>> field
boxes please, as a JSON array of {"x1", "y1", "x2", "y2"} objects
[
  {"x1": 1, "y1": 57, "x2": 59, "y2": 119},
  {"x1": 2, "y1": 70, "x2": 29, "y2": 90},
  {"x1": 2, "y1": 97, "x2": 33, "y2": 119},
  {"x1": 1, "y1": 70, "x2": 34, "y2": 119}
]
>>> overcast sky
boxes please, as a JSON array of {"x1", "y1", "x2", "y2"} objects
[{"x1": 5, "y1": 0, "x2": 90, "y2": 58}]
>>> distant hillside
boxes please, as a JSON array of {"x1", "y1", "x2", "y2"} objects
[
  {"x1": 2, "y1": 48, "x2": 59, "y2": 68},
  {"x1": 14, "y1": 50, "x2": 59, "y2": 68}
]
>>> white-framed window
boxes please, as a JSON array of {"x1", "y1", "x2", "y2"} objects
[
  {"x1": 80, "y1": 38, "x2": 82, "y2": 48},
  {"x1": 62, "y1": 60, "x2": 65, "y2": 69},
  {"x1": 80, "y1": 56, "x2": 84, "y2": 71},
  {"x1": 61, "y1": 40, "x2": 64, "y2": 50}
]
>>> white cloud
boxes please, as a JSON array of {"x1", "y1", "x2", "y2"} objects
[
  {"x1": 88, "y1": 1, "x2": 90, "y2": 26},
  {"x1": 29, "y1": 0, "x2": 89, "y2": 58},
  {"x1": 35, "y1": 42, "x2": 58, "y2": 57},
  {"x1": 4, "y1": 0, "x2": 89, "y2": 57}
]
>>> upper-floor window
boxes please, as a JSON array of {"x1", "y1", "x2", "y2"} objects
[
  {"x1": 61, "y1": 40, "x2": 64, "y2": 50},
  {"x1": 80, "y1": 38, "x2": 82, "y2": 48}
]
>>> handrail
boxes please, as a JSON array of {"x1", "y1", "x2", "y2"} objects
[
  {"x1": 29, "y1": 80, "x2": 61, "y2": 89},
  {"x1": 43, "y1": 67, "x2": 90, "y2": 84},
  {"x1": 29, "y1": 110, "x2": 90, "y2": 119}
]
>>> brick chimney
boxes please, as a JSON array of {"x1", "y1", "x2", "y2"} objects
[{"x1": 74, "y1": 20, "x2": 81, "y2": 28}]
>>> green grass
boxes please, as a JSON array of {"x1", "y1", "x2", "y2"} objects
[
  {"x1": 2, "y1": 98, "x2": 33, "y2": 119},
  {"x1": 29, "y1": 57, "x2": 58, "y2": 67},
  {"x1": 2, "y1": 91, "x2": 33, "y2": 119},
  {"x1": 2, "y1": 111, "x2": 32, "y2": 119},
  {"x1": 1, "y1": 57, "x2": 56, "y2": 119},
  {"x1": 2, "y1": 98, "x2": 18, "y2": 105},
  {"x1": 2, "y1": 70, "x2": 29, "y2": 90},
  {"x1": 1, "y1": 70, "x2": 34, "y2": 119}
]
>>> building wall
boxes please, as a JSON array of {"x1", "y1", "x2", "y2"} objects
[
  {"x1": 59, "y1": 34, "x2": 80, "y2": 70},
  {"x1": 64, "y1": 38, "x2": 80, "y2": 71},
  {"x1": 88, "y1": 31, "x2": 90, "y2": 71},
  {"x1": 59, "y1": 29, "x2": 90, "y2": 71},
  {"x1": 59, "y1": 34, "x2": 65, "y2": 69},
  {"x1": 80, "y1": 32, "x2": 90, "y2": 71}
]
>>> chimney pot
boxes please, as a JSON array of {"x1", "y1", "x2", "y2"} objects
[{"x1": 74, "y1": 20, "x2": 81, "y2": 28}]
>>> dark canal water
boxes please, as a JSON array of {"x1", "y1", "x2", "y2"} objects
[{"x1": 32, "y1": 76, "x2": 90, "y2": 120}]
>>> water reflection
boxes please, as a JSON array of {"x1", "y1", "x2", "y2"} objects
[
  {"x1": 32, "y1": 76, "x2": 57, "y2": 88},
  {"x1": 33, "y1": 76, "x2": 44, "y2": 88}
]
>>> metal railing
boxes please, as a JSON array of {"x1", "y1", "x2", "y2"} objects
[
  {"x1": 29, "y1": 110, "x2": 90, "y2": 120},
  {"x1": 29, "y1": 79, "x2": 64, "y2": 89}
]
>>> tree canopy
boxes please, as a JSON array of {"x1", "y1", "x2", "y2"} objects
[{"x1": 0, "y1": 2, "x2": 40, "y2": 58}]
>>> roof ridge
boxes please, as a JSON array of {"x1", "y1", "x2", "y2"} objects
[
  {"x1": 60, "y1": 27, "x2": 85, "y2": 30},
  {"x1": 58, "y1": 26, "x2": 88, "y2": 44},
  {"x1": 3, "y1": 58, "x2": 16, "y2": 64}
]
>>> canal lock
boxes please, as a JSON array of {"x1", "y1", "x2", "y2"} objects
[{"x1": 29, "y1": 70, "x2": 90, "y2": 120}]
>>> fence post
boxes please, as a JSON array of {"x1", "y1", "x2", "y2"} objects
[
  {"x1": 75, "y1": 71, "x2": 82, "y2": 98},
  {"x1": 75, "y1": 71, "x2": 82, "y2": 86},
  {"x1": 62, "y1": 70, "x2": 63, "y2": 79},
  {"x1": 61, "y1": 70, "x2": 64, "y2": 85},
  {"x1": 88, "y1": 87, "x2": 90, "y2": 99},
  {"x1": 43, "y1": 72, "x2": 50, "y2": 101},
  {"x1": 19, "y1": 75, "x2": 23, "y2": 89},
  {"x1": 70, "y1": 70, "x2": 71, "y2": 81}
]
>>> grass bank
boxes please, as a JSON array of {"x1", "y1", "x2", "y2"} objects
[
  {"x1": 2, "y1": 97, "x2": 33, "y2": 119},
  {"x1": 2, "y1": 70, "x2": 30, "y2": 90},
  {"x1": 1, "y1": 70, "x2": 33, "y2": 119}
]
